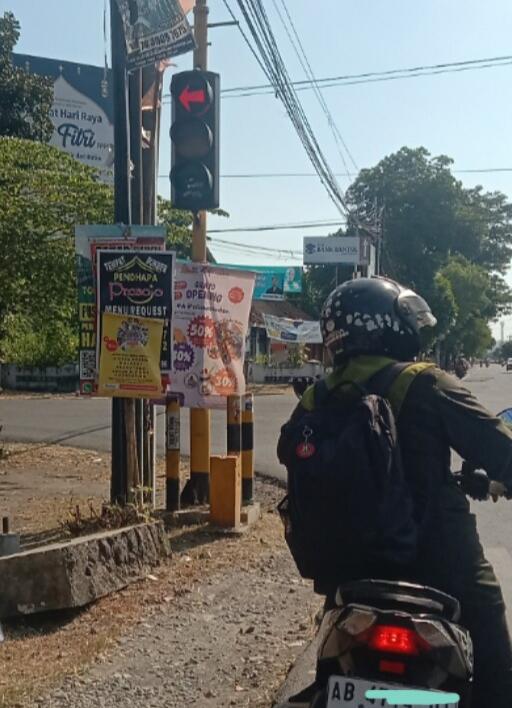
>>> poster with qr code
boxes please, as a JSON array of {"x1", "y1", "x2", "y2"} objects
[{"x1": 75, "y1": 225, "x2": 166, "y2": 396}]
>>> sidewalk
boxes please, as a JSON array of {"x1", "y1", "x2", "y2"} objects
[{"x1": 0, "y1": 443, "x2": 321, "y2": 707}]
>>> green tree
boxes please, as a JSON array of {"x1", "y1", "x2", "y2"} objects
[
  {"x1": 0, "y1": 12, "x2": 53, "y2": 141},
  {"x1": 0, "y1": 137, "x2": 113, "y2": 365}
]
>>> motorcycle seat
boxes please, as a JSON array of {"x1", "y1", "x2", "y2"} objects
[{"x1": 335, "y1": 579, "x2": 461, "y2": 623}]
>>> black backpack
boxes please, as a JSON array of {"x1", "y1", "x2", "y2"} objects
[{"x1": 277, "y1": 363, "x2": 418, "y2": 583}]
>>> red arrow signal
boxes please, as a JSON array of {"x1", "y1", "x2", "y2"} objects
[{"x1": 179, "y1": 86, "x2": 206, "y2": 111}]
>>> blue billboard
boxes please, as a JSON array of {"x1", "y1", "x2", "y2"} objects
[{"x1": 220, "y1": 265, "x2": 302, "y2": 301}]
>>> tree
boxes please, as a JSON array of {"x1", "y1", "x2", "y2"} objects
[
  {"x1": 438, "y1": 256, "x2": 495, "y2": 358},
  {"x1": 343, "y1": 146, "x2": 512, "y2": 359},
  {"x1": 0, "y1": 138, "x2": 218, "y2": 366},
  {"x1": 0, "y1": 137, "x2": 113, "y2": 365},
  {"x1": 0, "y1": 12, "x2": 53, "y2": 141}
]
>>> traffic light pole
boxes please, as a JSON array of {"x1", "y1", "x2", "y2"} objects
[{"x1": 188, "y1": 0, "x2": 211, "y2": 505}]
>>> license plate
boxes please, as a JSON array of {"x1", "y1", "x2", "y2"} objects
[{"x1": 326, "y1": 676, "x2": 459, "y2": 707}]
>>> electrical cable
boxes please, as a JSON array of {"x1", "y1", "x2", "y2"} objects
[
  {"x1": 231, "y1": 0, "x2": 351, "y2": 218},
  {"x1": 220, "y1": 53, "x2": 512, "y2": 97},
  {"x1": 272, "y1": 0, "x2": 357, "y2": 174}
]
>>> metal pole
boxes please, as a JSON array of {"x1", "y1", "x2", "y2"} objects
[
  {"x1": 129, "y1": 68, "x2": 146, "y2": 499},
  {"x1": 110, "y1": 0, "x2": 131, "y2": 505},
  {"x1": 186, "y1": 0, "x2": 211, "y2": 505}
]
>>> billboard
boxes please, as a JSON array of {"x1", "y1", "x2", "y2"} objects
[
  {"x1": 303, "y1": 236, "x2": 361, "y2": 265},
  {"x1": 96, "y1": 250, "x2": 175, "y2": 373},
  {"x1": 220, "y1": 264, "x2": 302, "y2": 301},
  {"x1": 75, "y1": 225, "x2": 166, "y2": 396},
  {"x1": 13, "y1": 54, "x2": 114, "y2": 184},
  {"x1": 115, "y1": 0, "x2": 195, "y2": 70}
]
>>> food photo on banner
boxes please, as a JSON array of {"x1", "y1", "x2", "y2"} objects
[
  {"x1": 219, "y1": 264, "x2": 302, "y2": 301},
  {"x1": 74, "y1": 225, "x2": 166, "y2": 395},
  {"x1": 115, "y1": 0, "x2": 196, "y2": 70},
  {"x1": 96, "y1": 250, "x2": 175, "y2": 383},
  {"x1": 170, "y1": 263, "x2": 255, "y2": 408},
  {"x1": 97, "y1": 313, "x2": 164, "y2": 398}
]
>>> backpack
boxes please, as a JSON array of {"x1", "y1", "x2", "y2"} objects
[{"x1": 277, "y1": 362, "x2": 419, "y2": 584}]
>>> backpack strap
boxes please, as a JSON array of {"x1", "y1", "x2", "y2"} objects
[
  {"x1": 368, "y1": 361, "x2": 435, "y2": 417},
  {"x1": 313, "y1": 378, "x2": 331, "y2": 407},
  {"x1": 366, "y1": 362, "x2": 410, "y2": 397}
]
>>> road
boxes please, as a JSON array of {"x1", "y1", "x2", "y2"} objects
[
  {"x1": 2, "y1": 365, "x2": 512, "y2": 611},
  {"x1": 0, "y1": 390, "x2": 296, "y2": 481}
]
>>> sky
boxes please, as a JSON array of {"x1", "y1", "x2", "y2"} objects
[{"x1": 5, "y1": 0, "x2": 512, "y2": 337}]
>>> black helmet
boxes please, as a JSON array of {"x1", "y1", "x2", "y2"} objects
[{"x1": 320, "y1": 276, "x2": 437, "y2": 363}]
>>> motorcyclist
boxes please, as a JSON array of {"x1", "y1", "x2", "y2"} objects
[{"x1": 290, "y1": 276, "x2": 512, "y2": 707}]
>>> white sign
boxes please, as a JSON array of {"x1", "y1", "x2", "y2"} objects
[
  {"x1": 50, "y1": 76, "x2": 114, "y2": 184},
  {"x1": 303, "y1": 236, "x2": 361, "y2": 265},
  {"x1": 170, "y1": 263, "x2": 256, "y2": 409},
  {"x1": 263, "y1": 315, "x2": 323, "y2": 344}
]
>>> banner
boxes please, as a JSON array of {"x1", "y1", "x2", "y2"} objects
[
  {"x1": 220, "y1": 264, "x2": 302, "y2": 300},
  {"x1": 115, "y1": 0, "x2": 196, "y2": 70},
  {"x1": 13, "y1": 54, "x2": 114, "y2": 184},
  {"x1": 98, "y1": 313, "x2": 164, "y2": 398},
  {"x1": 97, "y1": 250, "x2": 174, "y2": 374},
  {"x1": 75, "y1": 225, "x2": 166, "y2": 396},
  {"x1": 303, "y1": 236, "x2": 361, "y2": 265},
  {"x1": 263, "y1": 314, "x2": 323, "y2": 344},
  {"x1": 170, "y1": 264, "x2": 255, "y2": 408}
]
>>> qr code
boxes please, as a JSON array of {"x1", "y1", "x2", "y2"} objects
[{"x1": 80, "y1": 349, "x2": 97, "y2": 380}]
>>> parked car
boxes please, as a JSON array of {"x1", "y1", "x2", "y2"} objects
[{"x1": 506, "y1": 358, "x2": 512, "y2": 371}]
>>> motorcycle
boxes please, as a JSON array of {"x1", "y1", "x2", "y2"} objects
[{"x1": 276, "y1": 407, "x2": 512, "y2": 708}]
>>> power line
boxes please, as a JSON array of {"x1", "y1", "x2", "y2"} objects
[
  {"x1": 208, "y1": 218, "x2": 345, "y2": 233},
  {"x1": 270, "y1": 0, "x2": 357, "y2": 175},
  {"x1": 220, "y1": 53, "x2": 512, "y2": 98},
  {"x1": 158, "y1": 167, "x2": 512, "y2": 180},
  {"x1": 225, "y1": 0, "x2": 351, "y2": 217}
]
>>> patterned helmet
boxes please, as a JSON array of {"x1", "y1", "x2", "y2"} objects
[{"x1": 321, "y1": 276, "x2": 437, "y2": 363}]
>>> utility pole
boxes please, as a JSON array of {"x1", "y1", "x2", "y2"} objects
[
  {"x1": 110, "y1": 0, "x2": 131, "y2": 505},
  {"x1": 186, "y1": 0, "x2": 211, "y2": 505}
]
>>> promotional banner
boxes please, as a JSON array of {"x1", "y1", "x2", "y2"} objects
[
  {"x1": 97, "y1": 250, "x2": 174, "y2": 374},
  {"x1": 263, "y1": 314, "x2": 323, "y2": 344},
  {"x1": 303, "y1": 236, "x2": 361, "y2": 265},
  {"x1": 13, "y1": 54, "x2": 114, "y2": 184},
  {"x1": 98, "y1": 313, "x2": 164, "y2": 398},
  {"x1": 75, "y1": 225, "x2": 166, "y2": 396},
  {"x1": 171, "y1": 264, "x2": 255, "y2": 409},
  {"x1": 220, "y1": 264, "x2": 302, "y2": 301},
  {"x1": 115, "y1": 0, "x2": 196, "y2": 70}
]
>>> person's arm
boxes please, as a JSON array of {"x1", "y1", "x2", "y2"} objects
[{"x1": 433, "y1": 370, "x2": 512, "y2": 485}]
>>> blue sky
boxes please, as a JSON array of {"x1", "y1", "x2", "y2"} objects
[{"x1": 6, "y1": 0, "x2": 512, "y2": 335}]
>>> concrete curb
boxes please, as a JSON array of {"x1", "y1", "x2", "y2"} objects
[{"x1": 0, "y1": 521, "x2": 170, "y2": 619}]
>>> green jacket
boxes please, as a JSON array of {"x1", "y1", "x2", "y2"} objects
[{"x1": 297, "y1": 355, "x2": 512, "y2": 536}]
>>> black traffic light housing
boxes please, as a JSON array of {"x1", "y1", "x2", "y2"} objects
[{"x1": 170, "y1": 70, "x2": 220, "y2": 212}]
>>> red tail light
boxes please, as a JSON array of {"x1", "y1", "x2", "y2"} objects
[{"x1": 368, "y1": 625, "x2": 429, "y2": 656}]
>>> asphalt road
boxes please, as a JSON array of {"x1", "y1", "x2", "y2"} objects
[
  {"x1": 0, "y1": 389, "x2": 296, "y2": 480},
  {"x1": 2, "y1": 365, "x2": 512, "y2": 611}
]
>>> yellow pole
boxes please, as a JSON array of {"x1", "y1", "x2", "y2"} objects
[
  {"x1": 165, "y1": 395, "x2": 181, "y2": 511},
  {"x1": 188, "y1": 0, "x2": 211, "y2": 505},
  {"x1": 241, "y1": 394, "x2": 255, "y2": 504},
  {"x1": 210, "y1": 455, "x2": 241, "y2": 528},
  {"x1": 227, "y1": 395, "x2": 242, "y2": 456}
]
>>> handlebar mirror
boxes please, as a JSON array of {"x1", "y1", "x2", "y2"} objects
[{"x1": 498, "y1": 408, "x2": 512, "y2": 427}]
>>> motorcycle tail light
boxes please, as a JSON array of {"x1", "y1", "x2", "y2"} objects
[{"x1": 368, "y1": 625, "x2": 430, "y2": 656}]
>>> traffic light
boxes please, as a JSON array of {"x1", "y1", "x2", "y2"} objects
[{"x1": 170, "y1": 70, "x2": 220, "y2": 212}]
